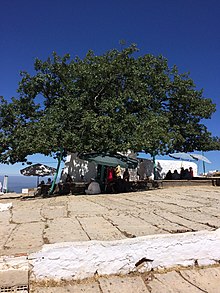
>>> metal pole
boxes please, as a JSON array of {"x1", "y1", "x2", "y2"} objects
[
  {"x1": 152, "y1": 154, "x2": 157, "y2": 180},
  {"x1": 100, "y1": 165, "x2": 105, "y2": 191},
  {"x1": 202, "y1": 151, "x2": 206, "y2": 175},
  {"x1": 49, "y1": 148, "x2": 63, "y2": 195}
]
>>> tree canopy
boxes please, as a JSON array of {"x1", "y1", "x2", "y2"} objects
[{"x1": 0, "y1": 44, "x2": 219, "y2": 164}]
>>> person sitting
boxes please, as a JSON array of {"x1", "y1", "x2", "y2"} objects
[
  {"x1": 123, "y1": 168, "x2": 130, "y2": 182},
  {"x1": 46, "y1": 178, "x2": 52, "y2": 185},
  {"x1": 38, "y1": 180, "x2": 45, "y2": 187},
  {"x1": 85, "y1": 178, "x2": 101, "y2": 195},
  {"x1": 65, "y1": 174, "x2": 73, "y2": 183},
  {"x1": 182, "y1": 168, "x2": 192, "y2": 180},
  {"x1": 172, "y1": 170, "x2": 180, "y2": 180},
  {"x1": 34, "y1": 180, "x2": 45, "y2": 196},
  {"x1": 164, "y1": 170, "x2": 172, "y2": 180},
  {"x1": 180, "y1": 167, "x2": 185, "y2": 179},
  {"x1": 189, "y1": 167, "x2": 194, "y2": 178},
  {"x1": 138, "y1": 159, "x2": 146, "y2": 180}
]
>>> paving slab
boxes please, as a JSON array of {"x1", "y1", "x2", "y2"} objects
[
  {"x1": 4, "y1": 222, "x2": 45, "y2": 255},
  {"x1": 31, "y1": 282, "x2": 101, "y2": 293},
  {"x1": 77, "y1": 215, "x2": 126, "y2": 240},
  {"x1": 12, "y1": 206, "x2": 43, "y2": 223},
  {"x1": 65, "y1": 282, "x2": 101, "y2": 292},
  {"x1": 0, "y1": 223, "x2": 16, "y2": 253},
  {"x1": 44, "y1": 218, "x2": 90, "y2": 243},
  {"x1": 180, "y1": 267, "x2": 220, "y2": 292},
  {"x1": 0, "y1": 269, "x2": 28, "y2": 287},
  {"x1": 0, "y1": 210, "x2": 11, "y2": 223},
  {"x1": 138, "y1": 211, "x2": 191, "y2": 233},
  {"x1": 148, "y1": 271, "x2": 202, "y2": 292},
  {"x1": 152, "y1": 209, "x2": 213, "y2": 232},
  {"x1": 41, "y1": 205, "x2": 68, "y2": 219},
  {"x1": 68, "y1": 197, "x2": 107, "y2": 216},
  {"x1": 99, "y1": 275, "x2": 149, "y2": 293},
  {"x1": 103, "y1": 212, "x2": 165, "y2": 237}
]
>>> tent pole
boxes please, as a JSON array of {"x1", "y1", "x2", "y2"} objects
[
  {"x1": 152, "y1": 153, "x2": 157, "y2": 180},
  {"x1": 49, "y1": 148, "x2": 63, "y2": 195},
  {"x1": 100, "y1": 165, "x2": 105, "y2": 192},
  {"x1": 202, "y1": 151, "x2": 206, "y2": 175}
]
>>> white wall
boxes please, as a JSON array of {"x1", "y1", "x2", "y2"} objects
[
  {"x1": 156, "y1": 159, "x2": 198, "y2": 178},
  {"x1": 63, "y1": 153, "x2": 97, "y2": 181}
]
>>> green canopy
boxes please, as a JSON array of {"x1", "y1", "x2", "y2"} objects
[{"x1": 78, "y1": 153, "x2": 138, "y2": 169}]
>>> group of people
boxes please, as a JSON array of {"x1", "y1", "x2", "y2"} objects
[
  {"x1": 35, "y1": 165, "x2": 131, "y2": 196},
  {"x1": 85, "y1": 166, "x2": 131, "y2": 195},
  {"x1": 36, "y1": 174, "x2": 75, "y2": 196},
  {"x1": 164, "y1": 167, "x2": 194, "y2": 180},
  {"x1": 105, "y1": 166, "x2": 130, "y2": 193},
  {"x1": 106, "y1": 166, "x2": 130, "y2": 182},
  {"x1": 38, "y1": 178, "x2": 52, "y2": 187},
  {"x1": 35, "y1": 178, "x2": 53, "y2": 196}
]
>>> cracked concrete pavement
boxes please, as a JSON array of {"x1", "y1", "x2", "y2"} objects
[
  {"x1": 1, "y1": 185, "x2": 220, "y2": 256},
  {"x1": 30, "y1": 266, "x2": 220, "y2": 292}
]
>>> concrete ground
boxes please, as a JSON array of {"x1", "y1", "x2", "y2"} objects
[
  {"x1": 0, "y1": 185, "x2": 220, "y2": 256},
  {"x1": 30, "y1": 266, "x2": 220, "y2": 292},
  {"x1": 1, "y1": 186, "x2": 220, "y2": 292}
]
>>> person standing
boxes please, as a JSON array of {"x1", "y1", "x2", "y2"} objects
[
  {"x1": 65, "y1": 174, "x2": 73, "y2": 183},
  {"x1": 123, "y1": 168, "x2": 130, "y2": 182},
  {"x1": 114, "y1": 165, "x2": 121, "y2": 178}
]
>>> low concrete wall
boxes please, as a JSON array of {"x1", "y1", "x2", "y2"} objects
[
  {"x1": 161, "y1": 179, "x2": 214, "y2": 188},
  {"x1": 29, "y1": 228, "x2": 220, "y2": 282}
]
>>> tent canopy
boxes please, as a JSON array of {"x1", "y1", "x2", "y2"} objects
[{"x1": 78, "y1": 153, "x2": 138, "y2": 169}]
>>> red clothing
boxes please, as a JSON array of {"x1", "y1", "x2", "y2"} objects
[{"x1": 107, "y1": 168, "x2": 114, "y2": 181}]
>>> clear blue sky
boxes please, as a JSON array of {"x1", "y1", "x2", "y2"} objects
[{"x1": 0, "y1": 0, "x2": 219, "y2": 175}]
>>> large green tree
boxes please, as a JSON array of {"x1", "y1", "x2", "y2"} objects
[{"x1": 0, "y1": 45, "x2": 219, "y2": 165}]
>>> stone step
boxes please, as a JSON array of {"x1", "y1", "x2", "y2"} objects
[{"x1": 0, "y1": 255, "x2": 29, "y2": 293}]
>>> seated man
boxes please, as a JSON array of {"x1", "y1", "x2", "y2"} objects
[
  {"x1": 46, "y1": 178, "x2": 52, "y2": 185},
  {"x1": 85, "y1": 178, "x2": 101, "y2": 195},
  {"x1": 66, "y1": 174, "x2": 73, "y2": 183},
  {"x1": 183, "y1": 168, "x2": 192, "y2": 180},
  {"x1": 172, "y1": 170, "x2": 180, "y2": 180},
  {"x1": 164, "y1": 170, "x2": 172, "y2": 180},
  {"x1": 34, "y1": 180, "x2": 45, "y2": 196}
]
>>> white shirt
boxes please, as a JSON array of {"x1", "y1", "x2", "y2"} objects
[{"x1": 86, "y1": 182, "x2": 101, "y2": 195}]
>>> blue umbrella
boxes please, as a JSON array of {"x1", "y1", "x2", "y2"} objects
[
  {"x1": 169, "y1": 152, "x2": 194, "y2": 161},
  {"x1": 190, "y1": 154, "x2": 211, "y2": 164},
  {"x1": 169, "y1": 152, "x2": 211, "y2": 163},
  {"x1": 169, "y1": 152, "x2": 211, "y2": 175}
]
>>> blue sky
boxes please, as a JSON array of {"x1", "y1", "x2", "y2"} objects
[{"x1": 0, "y1": 0, "x2": 220, "y2": 175}]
